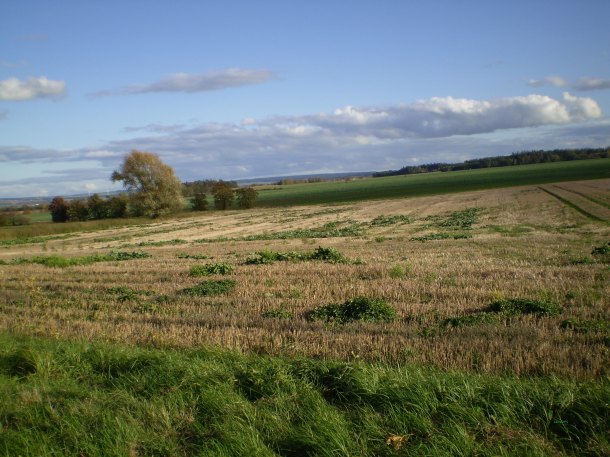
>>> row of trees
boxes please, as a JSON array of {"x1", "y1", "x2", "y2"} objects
[
  {"x1": 373, "y1": 147, "x2": 610, "y2": 177},
  {"x1": 49, "y1": 150, "x2": 259, "y2": 222},
  {"x1": 49, "y1": 194, "x2": 128, "y2": 222}
]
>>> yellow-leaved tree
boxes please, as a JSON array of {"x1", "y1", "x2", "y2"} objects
[{"x1": 111, "y1": 150, "x2": 184, "y2": 217}]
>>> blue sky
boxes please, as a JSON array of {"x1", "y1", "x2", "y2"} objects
[{"x1": 1, "y1": 0, "x2": 609, "y2": 197}]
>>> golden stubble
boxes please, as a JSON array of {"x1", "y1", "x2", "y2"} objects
[{"x1": 1, "y1": 181, "x2": 608, "y2": 378}]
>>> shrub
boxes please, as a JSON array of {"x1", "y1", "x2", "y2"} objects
[
  {"x1": 190, "y1": 263, "x2": 234, "y2": 277},
  {"x1": 308, "y1": 297, "x2": 396, "y2": 324},
  {"x1": 487, "y1": 298, "x2": 562, "y2": 316},
  {"x1": 181, "y1": 279, "x2": 236, "y2": 296}
]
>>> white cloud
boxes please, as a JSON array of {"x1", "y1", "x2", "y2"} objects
[
  {"x1": 0, "y1": 76, "x2": 66, "y2": 101},
  {"x1": 90, "y1": 68, "x2": 276, "y2": 97},
  {"x1": 0, "y1": 92, "x2": 607, "y2": 196}
]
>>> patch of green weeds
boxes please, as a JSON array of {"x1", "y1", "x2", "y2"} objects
[
  {"x1": 190, "y1": 263, "x2": 234, "y2": 276},
  {"x1": 410, "y1": 232, "x2": 472, "y2": 242},
  {"x1": 106, "y1": 250, "x2": 151, "y2": 260},
  {"x1": 108, "y1": 286, "x2": 140, "y2": 302},
  {"x1": 245, "y1": 250, "x2": 304, "y2": 265},
  {"x1": 443, "y1": 312, "x2": 501, "y2": 328},
  {"x1": 246, "y1": 246, "x2": 347, "y2": 265},
  {"x1": 8, "y1": 250, "x2": 149, "y2": 268},
  {"x1": 560, "y1": 318, "x2": 610, "y2": 333},
  {"x1": 370, "y1": 215, "x2": 412, "y2": 226},
  {"x1": 288, "y1": 289, "x2": 302, "y2": 299},
  {"x1": 132, "y1": 303, "x2": 159, "y2": 314},
  {"x1": 181, "y1": 279, "x2": 236, "y2": 296},
  {"x1": 176, "y1": 253, "x2": 209, "y2": 260},
  {"x1": 487, "y1": 298, "x2": 562, "y2": 316},
  {"x1": 437, "y1": 208, "x2": 480, "y2": 229},
  {"x1": 591, "y1": 242, "x2": 610, "y2": 255},
  {"x1": 198, "y1": 221, "x2": 364, "y2": 243},
  {"x1": 134, "y1": 239, "x2": 187, "y2": 247},
  {"x1": 389, "y1": 265, "x2": 407, "y2": 278},
  {"x1": 307, "y1": 246, "x2": 346, "y2": 263},
  {"x1": 307, "y1": 297, "x2": 396, "y2": 324}
]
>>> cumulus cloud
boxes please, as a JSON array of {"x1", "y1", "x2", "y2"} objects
[
  {"x1": 0, "y1": 92, "x2": 607, "y2": 196},
  {"x1": 0, "y1": 76, "x2": 66, "y2": 101},
  {"x1": 528, "y1": 75, "x2": 610, "y2": 91},
  {"x1": 90, "y1": 68, "x2": 276, "y2": 97}
]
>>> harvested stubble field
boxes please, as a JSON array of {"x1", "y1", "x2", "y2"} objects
[{"x1": 1, "y1": 179, "x2": 608, "y2": 379}]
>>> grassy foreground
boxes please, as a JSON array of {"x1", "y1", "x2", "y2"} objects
[
  {"x1": 1, "y1": 333, "x2": 608, "y2": 457},
  {"x1": 256, "y1": 159, "x2": 610, "y2": 207}
]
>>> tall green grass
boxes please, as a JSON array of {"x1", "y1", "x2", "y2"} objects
[
  {"x1": 1, "y1": 333, "x2": 607, "y2": 456},
  {"x1": 255, "y1": 159, "x2": 610, "y2": 207}
]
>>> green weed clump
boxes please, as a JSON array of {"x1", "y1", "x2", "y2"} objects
[
  {"x1": 108, "y1": 286, "x2": 140, "y2": 302},
  {"x1": 560, "y1": 318, "x2": 610, "y2": 333},
  {"x1": 369, "y1": 214, "x2": 412, "y2": 226},
  {"x1": 444, "y1": 312, "x2": 501, "y2": 327},
  {"x1": 240, "y1": 221, "x2": 364, "y2": 241},
  {"x1": 591, "y1": 241, "x2": 610, "y2": 255},
  {"x1": 135, "y1": 238, "x2": 187, "y2": 247},
  {"x1": 245, "y1": 250, "x2": 303, "y2": 265},
  {"x1": 307, "y1": 246, "x2": 346, "y2": 263},
  {"x1": 181, "y1": 279, "x2": 236, "y2": 296},
  {"x1": 105, "y1": 250, "x2": 151, "y2": 261},
  {"x1": 308, "y1": 297, "x2": 396, "y2": 324},
  {"x1": 389, "y1": 264, "x2": 407, "y2": 278},
  {"x1": 190, "y1": 263, "x2": 234, "y2": 276},
  {"x1": 410, "y1": 232, "x2": 472, "y2": 242},
  {"x1": 488, "y1": 298, "x2": 562, "y2": 316},
  {"x1": 176, "y1": 252, "x2": 209, "y2": 259},
  {"x1": 9, "y1": 250, "x2": 152, "y2": 267},
  {"x1": 245, "y1": 246, "x2": 347, "y2": 265},
  {"x1": 438, "y1": 207, "x2": 480, "y2": 229}
]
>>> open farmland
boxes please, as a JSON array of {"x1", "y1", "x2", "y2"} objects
[
  {"x1": 254, "y1": 159, "x2": 610, "y2": 207},
  {"x1": 1, "y1": 178, "x2": 609, "y2": 456},
  {"x1": 1, "y1": 179, "x2": 609, "y2": 379}
]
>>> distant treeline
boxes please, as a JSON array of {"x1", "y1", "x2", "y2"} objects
[
  {"x1": 373, "y1": 147, "x2": 610, "y2": 177},
  {"x1": 182, "y1": 179, "x2": 238, "y2": 197}
]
